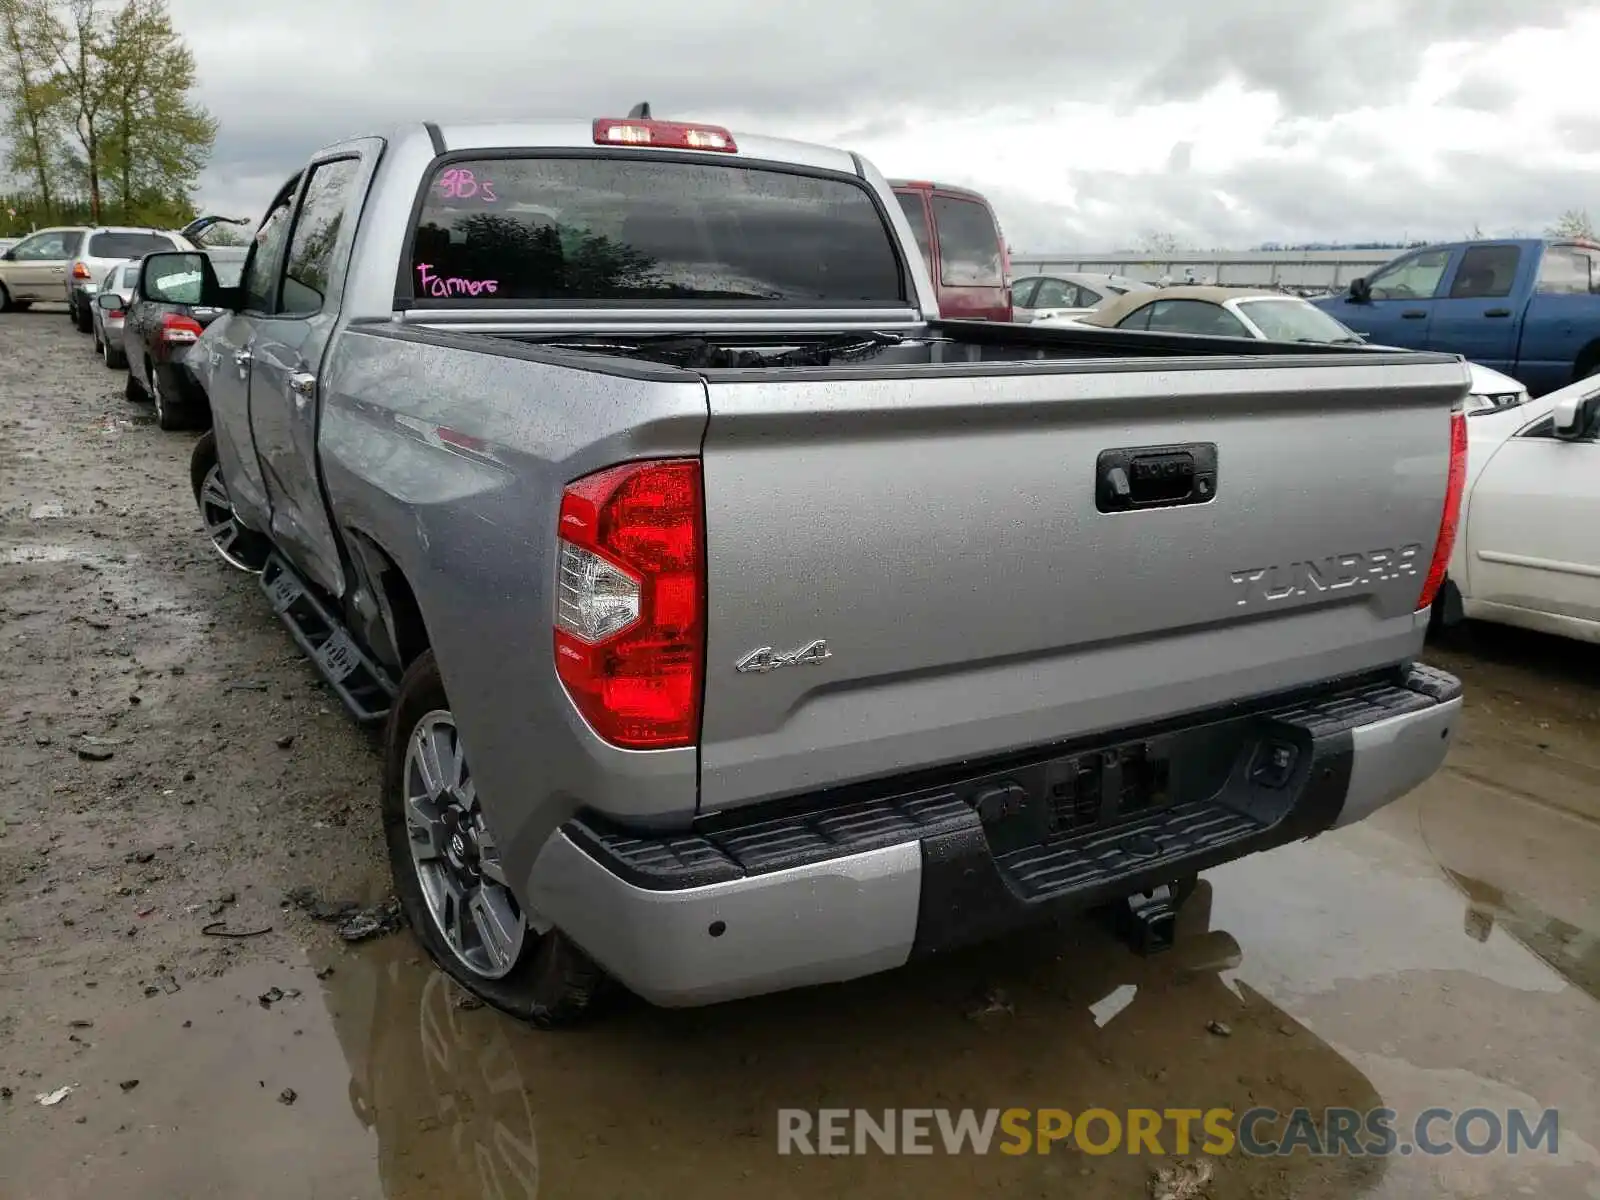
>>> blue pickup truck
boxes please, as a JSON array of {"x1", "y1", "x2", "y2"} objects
[{"x1": 1315, "y1": 238, "x2": 1600, "y2": 395}]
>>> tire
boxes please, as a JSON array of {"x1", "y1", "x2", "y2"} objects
[
  {"x1": 103, "y1": 335, "x2": 125, "y2": 370},
  {"x1": 124, "y1": 371, "x2": 148, "y2": 403},
  {"x1": 189, "y1": 431, "x2": 269, "y2": 572},
  {"x1": 383, "y1": 650, "x2": 608, "y2": 1026},
  {"x1": 74, "y1": 297, "x2": 92, "y2": 332},
  {"x1": 0, "y1": 282, "x2": 11, "y2": 312},
  {"x1": 150, "y1": 363, "x2": 187, "y2": 431},
  {"x1": 92, "y1": 322, "x2": 102, "y2": 353}
]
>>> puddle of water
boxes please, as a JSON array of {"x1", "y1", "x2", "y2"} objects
[{"x1": 7, "y1": 703, "x2": 1599, "y2": 1198}]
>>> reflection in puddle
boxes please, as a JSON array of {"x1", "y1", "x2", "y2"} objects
[
  {"x1": 318, "y1": 885, "x2": 1403, "y2": 1200},
  {"x1": 1447, "y1": 869, "x2": 1600, "y2": 1003}
]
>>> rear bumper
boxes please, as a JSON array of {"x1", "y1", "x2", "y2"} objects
[{"x1": 527, "y1": 664, "x2": 1461, "y2": 1007}]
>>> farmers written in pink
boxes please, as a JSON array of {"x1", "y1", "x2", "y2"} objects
[{"x1": 416, "y1": 263, "x2": 499, "y2": 298}]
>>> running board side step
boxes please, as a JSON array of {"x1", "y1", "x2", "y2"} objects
[{"x1": 260, "y1": 553, "x2": 396, "y2": 724}]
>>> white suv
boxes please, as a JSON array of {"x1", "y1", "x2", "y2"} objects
[{"x1": 66, "y1": 227, "x2": 194, "y2": 331}]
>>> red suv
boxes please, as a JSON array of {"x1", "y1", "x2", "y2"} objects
[{"x1": 890, "y1": 180, "x2": 1013, "y2": 322}]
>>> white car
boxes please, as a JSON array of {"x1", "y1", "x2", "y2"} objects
[
  {"x1": 1041, "y1": 286, "x2": 1531, "y2": 414},
  {"x1": 1011, "y1": 272, "x2": 1154, "y2": 323},
  {"x1": 1437, "y1": 379, "x2": 1600, "y2": 642}
]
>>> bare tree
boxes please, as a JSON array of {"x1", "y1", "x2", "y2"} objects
[{"x1": 1547, "y1": 209, "x2": 1596, "y2": 241}]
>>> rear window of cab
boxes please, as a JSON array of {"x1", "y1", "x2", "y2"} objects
[{"x1": 405, "y1": 156, "x2": 906, "y2": 306}]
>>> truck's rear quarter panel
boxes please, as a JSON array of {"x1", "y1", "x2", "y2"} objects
[{"x1": 698, "y1": 356, "x2": 1467, "y2": 811}]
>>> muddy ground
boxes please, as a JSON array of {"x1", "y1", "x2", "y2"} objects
[{"x1": 2, "y1": 310, "x2": 1598, "y2": 1199}]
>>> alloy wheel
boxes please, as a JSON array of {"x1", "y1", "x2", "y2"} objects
[
  {"x1": 403, "y1": 710, "x2": 526, "y2": 980},
  {"x1": 198, "y1": 463, "x2": 262, "y2": 572}
]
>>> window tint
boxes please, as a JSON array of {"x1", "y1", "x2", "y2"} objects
[
  {"x1": 1010, "y1": 278, "x2": 1039, "y2": 307},
  {"x1": 1536, "y1": 246, "x2": 1600, "y2": 295},
  {"x1": 929, "y1": 196, "x2": 1002, "y2": 288},
  {"x1": 1138, "y1": 299, "x2": 1250, "y2": 337},
  {"x1": 895, "y1": 192, "x2": 933, "y2": 275},
  {"x1": 242, "y1": 200, "x2": 295, "y2": 313},
  {"x1": 87, "y1": 232, "x2": 176, "y2": 259},
  {"x1": 411, "y1": 158, "x2": 905, "y2": 306},
  {"x1": 1237, "y1": 298, "x2": 1360, "y2": 343},
  {"x1": 1448, "y1": 245, "x2": 1520, "y2": 299},
  {"x1": 281, "y1": 158, "x2": 361, "y2": 315},
  {"x1": 12, "y1": 230, "x2": 72, "y2": 260},
  {"x1": 1366, "y1": 249, "x2": 1452, "y2": 300},
  {"x1": 1078, "y1": 284, "x2": 1106, "y2": 306},
  {"x1": 1116, "y1": 304, "x2": 1154, "y2": 331},
  {"x1": 1032, "y1": 279, "x2": 1082, "y2": 309}
]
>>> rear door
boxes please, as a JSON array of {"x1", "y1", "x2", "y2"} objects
[
  {"x1": 245, "y1": 146, "x2": 375, "y2": 596},
  {"x1": 4, "y1": 228, "x2": 77, "y2": 300},
  {"x1": 1326, "y1": 246, "x2": 1455, "y2": 348},
  {"x1": 697, "y1": 355, "x2": 1468, "y2": 809},
  {"x1": 928, "y1": 192, "x2": 1008, "y2": 320},
  {"x1": 1463, "y1": 401, "x2": 1600, "y2": 625},
  {"x1": 1519, "y1": 245, "x2": 1600, "y2": 395},
  {"x1": 1428, "y1": 243, "x2": 1529, "y2": 374}
]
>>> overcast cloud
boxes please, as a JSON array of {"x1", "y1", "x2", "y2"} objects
[{"x1": 77, "y1": 1, "x2": 1600, "y2": 249}]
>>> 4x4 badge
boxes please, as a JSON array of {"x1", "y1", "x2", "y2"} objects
[{"x1": 735, "y1": 639, "x2": 832, "y2": 674}]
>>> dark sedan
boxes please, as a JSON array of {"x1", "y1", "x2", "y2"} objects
[{"x1": 114, "y1": 247, "x2": 247, "y2": 430}]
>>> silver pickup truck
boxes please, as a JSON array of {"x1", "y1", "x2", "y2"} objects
[{"x1": 137, "y1": 110, "x2": 1467, "y2": 1024}]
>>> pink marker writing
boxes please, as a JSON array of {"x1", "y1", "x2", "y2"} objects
[
  {"x1": 437, "y1": 168, "x2": 497, "y2": 202},
  {"x1": 416, "y1": 262, "x2": 500, "y2": 298}
]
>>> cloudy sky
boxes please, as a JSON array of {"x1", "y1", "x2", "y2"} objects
[{"x1": 157, "y1": 0, "x2": 1600, "y2": 252}]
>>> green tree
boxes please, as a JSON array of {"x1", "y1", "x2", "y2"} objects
[
  {"x1": 1, "y1": 0, "x2": 214, "y2": 225},
  {"x1": 97, "y1": 0, "x2": 215, "y2": 222},
  {"x1": 0, "y1": 0, "x2": 67, "y2": 211}
]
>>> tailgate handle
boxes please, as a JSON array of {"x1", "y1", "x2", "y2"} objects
[{"x1": 1096, "y1": 443, "x2": 1218, "y2": 514}]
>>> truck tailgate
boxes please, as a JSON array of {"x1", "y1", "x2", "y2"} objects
[{"x1": 697, "y1": 356, "x2": 1467, "y2": 811}]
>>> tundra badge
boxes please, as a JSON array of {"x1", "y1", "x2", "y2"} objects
[{"x1": 735, "y1": 639, "x2": 832, "y2": 674}]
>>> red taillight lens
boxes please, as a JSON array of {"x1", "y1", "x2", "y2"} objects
[
  {"x1": 1417, "y1": 409, "x2": 1468, "y2": 611},
  {"x1": 553, "y1": 459, "x2": 704, "y2": 749},
  {"x1": 72, "y1": 262, "x2": 91, "y2": 280},
  {"x1": 592, "y1": 118, "x2": 737, "y2": 153},
  {"x1": 159, "y1": 314, "x2": 204, "y2": 344}
]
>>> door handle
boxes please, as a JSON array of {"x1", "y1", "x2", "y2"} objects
[
  {"x1": 233, "y1": 349, "x2": 252, "y2": 365},
  {"x1": 1401, "y1": 309, "x2": 1426, "y2": 319},
  {"x1": 1484, "y1": 307, "x2": 1511, "y2": 318},
  {"x1": 288, "y1": 372, "x2": 317, "y2": 399}
]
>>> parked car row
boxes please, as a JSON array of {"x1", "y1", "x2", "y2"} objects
[
  {"x1": 72, "y1": 246, "x2": 250, "y2": 428},
  {"x1": 1036, "y1": 285, "x2": 1533, "y2": 415},
  {"x1": 0, "y1": 224, "x2": 197, "y2": 319}
]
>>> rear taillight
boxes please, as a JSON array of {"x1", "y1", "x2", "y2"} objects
[
  {"x1": 553, "y1": 459, "x2": 704, "y2": 749},
  {"x1": 1416, "y1": 409, "x2": 1468, "y2": 611},
  {"x1": 593, "y1": 118, "x2": 737, "y2": 153},
  {"x1": 159, "y1": 314, "x2": 204, "y2": 344},
  {"x1": 72, "y1": 262, "x2": 91, "y2": 280}
]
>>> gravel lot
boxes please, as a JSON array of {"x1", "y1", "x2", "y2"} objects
[{"x1": 2, "y1": 309, "x2": 1597, "y2": 1199}]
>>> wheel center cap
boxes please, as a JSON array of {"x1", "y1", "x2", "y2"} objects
[{"x1": 440, "y1": 805, "x2": 480, "y2": 876}]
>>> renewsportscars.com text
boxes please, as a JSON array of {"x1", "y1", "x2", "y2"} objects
[{"x1": 776, "y1": 1107, "x2": 1559, "y2": 1158}]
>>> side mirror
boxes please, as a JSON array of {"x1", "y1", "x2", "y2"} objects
[
  {"x1": 0, "y1": 248, "x2": 14, "y2": 261},
  {"x1": 1551, "y1": 390, "x2": 1599, "y2": 441},
  {"x1": 1348, "y1": 277, "x2": 1371, "y2": 304},
  {"x1": 95, "y1": 292, "x2": 123, "y2": 311},
  {"x1": 138, "y1": 251, "x2": 221, "y2": 307}
]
